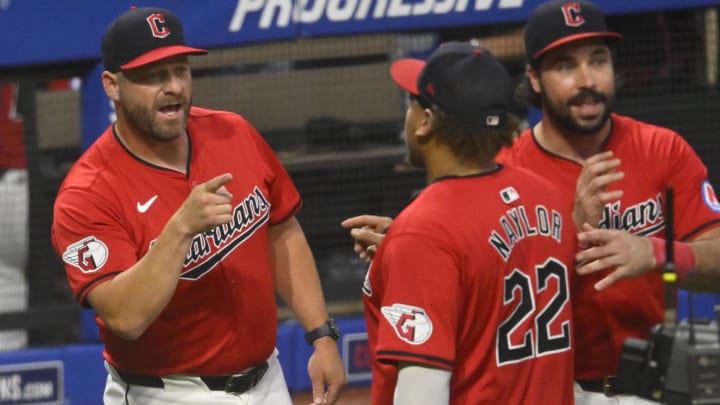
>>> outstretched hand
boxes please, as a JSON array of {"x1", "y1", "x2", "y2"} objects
[
  {"x1": 575, "y1": 223, "x2": 656, "y2": 290},
  {"x1": 341, "y1": 215, "x2": 393, "y2": 262},
  {"x1": 573, "y1": 151, "x2": 624, "y2": 230}
]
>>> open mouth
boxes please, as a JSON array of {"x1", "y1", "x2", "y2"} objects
[
  {"x1": 159, "y1": 103, "x2": 182, "y2": 117},
  {"x1": 572, "y1": 101, "x2": 603, "y2": 117},
  {"x1": 569, "y1": 92, "x2": 605, "y2": 116}
]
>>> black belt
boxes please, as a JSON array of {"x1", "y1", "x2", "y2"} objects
[
  {"x1": 116, "y1": 361, "x2": 269, "y2": 394},
  {"x1": 577, "y1": 376, "x2": 618, "y2": 396}
]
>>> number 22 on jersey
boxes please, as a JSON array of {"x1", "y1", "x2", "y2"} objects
[{"x1": 496, "y1": 257, "x2": 571, "y2": 365}]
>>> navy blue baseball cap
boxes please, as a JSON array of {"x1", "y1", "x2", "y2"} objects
[
  {"x1": 525, "y1": 0, "x2": 622, "y2": 65},
  {"x1": 390, "y1": 41, "x2": 512, "y2": 128},
  {"x1": 102, "y1": 7, "x2": 207, "y2": 73}
]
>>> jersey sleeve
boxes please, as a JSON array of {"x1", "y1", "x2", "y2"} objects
[
  {"x1": 245, "y1": 124, "x2": 302, "y2": 225},
  {"x1": 663, "y1": 133, "x2": 720, "y2": 240},
  {"x1": 51, "y1": 188, "x2": 139, "y2": 307},
  {"x1": 374, "y1": 233, "x2": 459, "y2": 371}
]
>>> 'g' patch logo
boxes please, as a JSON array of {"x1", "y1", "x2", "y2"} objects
[
  {"x1": 381, "y1": 304, "x2": 433, "y2": 345},
  {"x1": 702, "y1": 181, "x2": 720, "y2": 212},
  {"x1": 63, "y1": 236, "x2": 109, "y2": 273}
]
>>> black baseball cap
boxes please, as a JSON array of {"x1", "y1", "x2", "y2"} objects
[
  {"x1": 390, "y1": 41, "x2": 511, "y2": 128},
  {"x1": 525, "y1": 0, "x2": 622, "y2": 65},
  {"x1": 101, "y1": 7, "x2": 207, "y2": 73}
]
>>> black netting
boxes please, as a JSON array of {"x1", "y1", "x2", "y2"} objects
[{"x1": 2, "y1": 6, "x2": 719, "y2": 348}]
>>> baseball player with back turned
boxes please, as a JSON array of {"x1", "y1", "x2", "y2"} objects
[
  {"x1": 362, "y1": 41, "x2": 576, "y2": 404},
  {"x1": 345, "y1": 1, "x2": 720, "y2": 404},
  {"x1": 51, "y1": 7, "x2": 346, "y2": 405}
]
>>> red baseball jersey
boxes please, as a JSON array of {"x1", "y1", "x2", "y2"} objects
[
  {"x1": 0, "y1": 83, "x2": 26, "y2": 169},
  {"x1": 498, "y1": 113, "x2": 720, "y2": 379},
  {"x1": 51, "y1": 107, "x2": 302, "y2": 375},
  {"x1": 363, "y1": 166, "x2": 576, "y2": 405}
]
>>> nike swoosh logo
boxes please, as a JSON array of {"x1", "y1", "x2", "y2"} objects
[{"x1": 137, "y1": 195, "x2": 158, "y2": 213}]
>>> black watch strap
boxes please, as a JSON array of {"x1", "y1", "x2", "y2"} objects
[{"x1": 304, "y1": 318, "x2": 340, "y2": 345}]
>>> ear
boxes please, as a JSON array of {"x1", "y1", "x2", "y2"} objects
[
  {"x1": 102, "y1": 71, "x2": 120, "y2": 102},
  {"x1": 415, "y1": 108, "x2": 434, "y2": 144},
  {"x1": 526, "y1": 64, "x2": 541, "y2": 94}
]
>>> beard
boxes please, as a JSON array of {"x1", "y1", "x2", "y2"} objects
[
  {"x1": 542, "y1": 88, "x2": 613, "y2": 136},
  {"x1": 120, "y1": 97, "x2": 191, "y2": 142},
  {"x1": 402, "y1": 130, "x2": 425, "y2": 168},
  {"x1": 405, "y1": 149, "x2": 424, "y2": 168}
]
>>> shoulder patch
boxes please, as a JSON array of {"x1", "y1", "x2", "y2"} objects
[
  {"x1": 381, "y1": 303, "x2": 433, "y2": 345},
  {"x1": 62, "y1": 236, "x2": 109, "y2": 273},
  {"x1": 702, "y1": 181, "x2": 720, "y2": 212}
]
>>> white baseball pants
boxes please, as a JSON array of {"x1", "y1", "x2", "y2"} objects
[{"x1": 103, "y1": 348, "x2": 293, "y2": 405}]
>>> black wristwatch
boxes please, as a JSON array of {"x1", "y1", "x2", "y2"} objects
[{"x1": 304, "y1": 318, "x2": 341, "y2": 345}]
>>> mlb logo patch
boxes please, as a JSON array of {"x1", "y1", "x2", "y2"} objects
[
  {"x1": 500, "y1": 187, "x2": 519, "y2": 204},
  {"x1": 702, "y1": 181, "x2": 720, "y2": 212},
  {"x1": 486, "y1": 115, "x2": 501, "y2": 126}
]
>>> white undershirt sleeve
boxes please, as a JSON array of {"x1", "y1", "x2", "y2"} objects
[{"x1": 393, "y1": 362, "x2": 451, "y2": 405}]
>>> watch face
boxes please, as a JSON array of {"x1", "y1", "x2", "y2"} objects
[
  {"x1": 305, "y1": 319, "x2": 341, "y2": 345},
  {"x1": 328, "y1": 319, "x2": 340, "y2": 339}
]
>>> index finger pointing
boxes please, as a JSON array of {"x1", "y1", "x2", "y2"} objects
[
  {"x1": 202, "y1": 173, "x2": 233, "y2": 192},
  {"x1": 341, "y1": 215, "x2": 378, "y2": 229}
]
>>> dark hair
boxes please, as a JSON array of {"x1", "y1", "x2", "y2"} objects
[
  {"x1": 430, "y1": 105, "x2": 518, "y2": 163},
  {"x1": 516, "y1": 76, "x2": 542, "y2": 110},
  {"x1": 409, "y1": 93, "x2": 432, "y2": 110}
]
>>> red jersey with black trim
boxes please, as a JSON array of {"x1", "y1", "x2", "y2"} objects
[
  {"x1": 363, "y1": 166, "x2": 575, "y2": 405},
  {"x1": 498, "y1": 113, "x2": 720, "y2": 379},
  {"x1": 51, "y1": 107, "x2": 301, "y2": 376}
]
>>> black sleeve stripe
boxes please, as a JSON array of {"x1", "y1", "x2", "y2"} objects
[
  {"x1": 270, "y1": 199, "x2": 303, "y2": 226},
  {"x1": 680, "y1": 219, "x2": 720, "y2": 242},
  {"x1": 376, "y1": 350, "x2": 454, "y2": 369},
  {"x1": 76, "y1": 272, "x2": 122, "y2": 308}
]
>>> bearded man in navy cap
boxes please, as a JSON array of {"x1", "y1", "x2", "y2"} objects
[{"x1": 51, "y1": 7, "x2": 346, "y2": 404}]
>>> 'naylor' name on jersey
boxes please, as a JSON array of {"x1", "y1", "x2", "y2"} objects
[{"x1": 489, "y1": 204, "x2": 563, "y2": 261}]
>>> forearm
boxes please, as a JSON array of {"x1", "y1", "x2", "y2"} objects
[
  {"x1": 651, "y1": 228, "x2": 720, "y2": 292},
  {"x1": 683, "y1": 236, "x2": 720, "y2": 292},
  {"x1": 88, "y1": 217, "x2": 194, "y2": 339},
  {"x1": 269, "y1": 217, "x2": 329, "y2": 330}
]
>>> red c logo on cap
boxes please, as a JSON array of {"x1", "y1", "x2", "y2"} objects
[
  {"x1": 146, "y1": 13, "x2": 170, "y2": 38},
  {"x1": 561, "y1": 2, "x2": 585, "y2": 27}
]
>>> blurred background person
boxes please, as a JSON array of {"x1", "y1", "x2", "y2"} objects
[{"x1": 0, "y1": 81, "x2": 29, "y2": 351}]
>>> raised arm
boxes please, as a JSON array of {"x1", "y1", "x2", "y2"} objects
[
  {"x1": 573, "y1": 151, "x2": 624, "y2": 230},
  {"x1": 87, "y1": 174, "x2": 234, "y2": 340}
]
